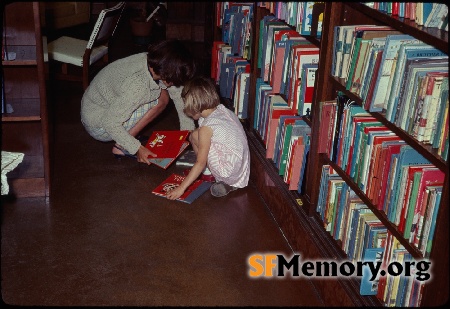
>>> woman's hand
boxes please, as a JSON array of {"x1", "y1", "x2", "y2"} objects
[{"x1": 136, "y1": 145, "x2": 156, "y2": 165}]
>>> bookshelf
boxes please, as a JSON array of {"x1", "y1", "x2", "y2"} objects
[
  {"x1": 311, "y1": 3, "x2": 448, "y2": 307},
  {"x1": 214, "y1": 2, "x2": 448, "y2": 307},
  {"x1": 2, "y1": 2, "x2": 50, "y2": 197}
]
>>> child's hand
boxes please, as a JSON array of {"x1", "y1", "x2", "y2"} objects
[{"x1": 166, "y1": 186, "x2": 185, "y2": 200}]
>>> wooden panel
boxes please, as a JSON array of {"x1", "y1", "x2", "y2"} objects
[
  {"x1": 247, "y1": 129, "x2": 380, "y2": 306},
  {"x1": 3, "y1": 2, "x2": 36, "y2": 46},
  {"x1": 8, "y1": 178, "x2": 46, "y2": 198},
  {"x1": 3, "y1": 67, "x2": 40, "y2": 99},
  {"x1": 1, "y1": 122, "x2": 44, "y2": 179}
]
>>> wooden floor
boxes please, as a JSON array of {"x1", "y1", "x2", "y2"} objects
[{"x1": 1, "y1": 8, "x2": 324, "y2": 306}]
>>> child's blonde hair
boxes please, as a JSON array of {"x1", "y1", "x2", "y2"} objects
[{"x1": 182, "y1": 76, "x2": 220, "y2": 117}]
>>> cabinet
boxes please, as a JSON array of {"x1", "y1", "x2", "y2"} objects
[
  {"x1": 2, "y1": 2, "x2": 50, "y2": 197},
  {"x1": 214, "y1": 2, "x2": 448, "y2": 307}
]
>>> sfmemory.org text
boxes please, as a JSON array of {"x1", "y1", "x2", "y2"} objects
[{"x1": 248, "y1": 254, "x2": 431, "y2": 281}]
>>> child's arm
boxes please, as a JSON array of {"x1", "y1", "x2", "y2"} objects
[{"x1": 166, "y1": 126, "x2": 212, "y2": 200}]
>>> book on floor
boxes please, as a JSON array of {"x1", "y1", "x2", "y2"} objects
[
  {"x1": 152, "y1": 173, "x2": 212, "y2": 204},
  {"x1": 176, "y1": 149, "x2": 197, "y2": 167},
  {"x1": 144, "y1": 130, "x2": 190, "y2": 169},
  {"x1": 148, "y1": 142, "x2": 190, "y2": 169}
]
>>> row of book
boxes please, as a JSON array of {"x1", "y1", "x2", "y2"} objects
[
  {"x1": 253, "y1": 85, "x2": 311, "y2": 193},
  {"x1": 212, "y1": 2, "x2": 254, "y2": 119},
  {"x1": 331, "y1": 25, "x2": 449, "y2": 159},
  {"x1": 257, "y1": 14, "x2": 319, "y2": 115},
  {"x1": 364, "y1": 2, "x2": 448, "y2": 30},
  {"x1": 317, "y1": 165, "x2": 427, "y2": 306},
  {"x1": 211, "y1": 42, "x2": 250, "y2": 119},
  {"x1": 319, "y1": 101, "x2": 445, "y2": 252},
  {"x1": 256, "y1": 2, "x2": 323, "y2": 37},
  {"x1": 219, "y1": 2, "x2": 253, "y2": 59}
]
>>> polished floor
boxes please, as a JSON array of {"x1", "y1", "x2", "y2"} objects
[{"x1": 1, "y1": 8, "x2": 324, "y2": 307}]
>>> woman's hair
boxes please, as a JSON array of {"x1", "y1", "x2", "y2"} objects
[
  {"x1": 147, "y1": 39, "x2": 197, "y2": 87},
  {"x1": 182, "y1": 76, "x2": 220, "y2": 117}
]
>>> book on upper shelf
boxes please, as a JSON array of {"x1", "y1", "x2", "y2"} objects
[
  {"x1": 386, "y1": 50, "x2": 448, "y2": 125},
  {"x1": 297, "y1": 63, "x2": 318, "y2": 116},
  {"x1": 369, "y1": 34, "x2": 421, "y2": 112},
  {"x1": 144, "y1": 130, "x2": 190, "y2": 169},
  {"x1": 152, "y1": 173, "x2": 212, "y2": 204},
  {"x1": 341, "y1": 25, "x2": 393, "y2": 85},
  {"x1": 300, "y1": 2, "x2": 315, "y2": 35},
  {"x1": 270, "y1": 31, "x2": 303, "y2": 93},
  {"x1": 265, "y1": 94, "x2": 296, "y2": 159}
]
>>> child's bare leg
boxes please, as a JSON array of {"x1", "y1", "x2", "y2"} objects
[{"x1": 189, "y1": 128, "x2": 200, "y2": 155}]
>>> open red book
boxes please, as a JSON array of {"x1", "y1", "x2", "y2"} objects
[
  {"x1": 144, "y1": 130, "x2": 190, "y2": 169},
  {"x1": 152, "y1": 173, "x2": 212, "y2": 204}
]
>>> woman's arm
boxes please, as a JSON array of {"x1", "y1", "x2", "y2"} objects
[{"x1": 168, "y1": 86, "x2": 196, "y2": 131}]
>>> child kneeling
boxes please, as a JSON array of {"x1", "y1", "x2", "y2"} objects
[{"x1": 166, "y1": 76, "x2": 250, "y2": 199}]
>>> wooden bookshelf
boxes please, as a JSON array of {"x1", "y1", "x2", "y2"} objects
[
  {"x1": 213, "y1": 2, "x2": 448, "y2": 307},
  {"x1": 2, "y1": 2, "x2": 50, "y2": 198}
]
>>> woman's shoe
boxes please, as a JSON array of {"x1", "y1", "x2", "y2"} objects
[{"x1": 113, "y1": 145, "x2": 137, "y2": 160}]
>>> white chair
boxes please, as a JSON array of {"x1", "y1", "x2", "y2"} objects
[{"x1": 47, "y1": 2, "x2": 125, "y2": 90}]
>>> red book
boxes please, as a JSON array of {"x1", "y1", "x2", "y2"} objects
[
  {"x1": 211, "y1": 41, "x2": 225, "y2": 80},
  {"x1": 266, "y1": 107, "x2": 296, "y2": 159},
  {"x1": 366, "y1": 135, "x2": 402, "y2": 201},
  {"x1": 363, "y1": 49, "x2": 383, "y2": 110},
  {"x1": 345, "y1": 116, "x2": 378, "y2": 175},
  {"x1": 144, "y1": 130, "x2": 190, "y2": 160},
  {"x1": 287, "y1": 48, "x2": 319, "y2": 107},
  {"x1": 284, "y1": 136, "x2": 300, "y2": 184},
  {"x1": 391, "y1": 2, "x2": 399, "y2": 16},
  {"x1": 317, "y1": 100, "x2": 337, "y2": 154},
  {"x1": 411, "y1": 167, "x2": 445, "y2": 245},
  {"x1": 376, "y1": 141, "x2": 406, "y2": 210},
  {"x1": 148, "y1": 142, "x2": 190, "y2": 169},
  {"x1": 288, "y1": 136, "x2": 306, "y2": 190},
  {"x1": 397, "y1": 165, "x2": 430, "y2": 232},
  {"x1": 152, "y1": 173, "x2": 212, "y2": 204}
]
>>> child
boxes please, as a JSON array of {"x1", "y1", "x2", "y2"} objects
[
  {"x1": 80, "y1": 39, "x2": 197, "y2": 165},
  {"x1": 166, "y1": 76, "x2": 250, "y2": 198}
]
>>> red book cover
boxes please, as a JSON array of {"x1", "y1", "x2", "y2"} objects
[
  {"x1": 317, "y1": 100, "x2": 337, "y2": 154},
  {"x1": 376, "y1": 141, "x2": 406, "y2": 210},
  {"x1": 409, "y1": 3, "x2": 416, "y2": 21},
  {"x1": 345, "y1": 116, "x2": 378, "y2": 175},
  {"x1": 363, "y1": 49, "x2": 383, "y2": 110},
  {"x1": 288, "y1": 137, "x2": 306, "y2": 190},
  {"x1": 152, "y1": 173, "x2": 212, "y2": 204},
  {"x1": 404, "y1": 3, "x2": 411, "y2": 19},
  {"x1": 211, "y1": 41, "x2": 225, "y2": 80},
  {"x1": 271, "y1": 36, "x2": 305, "y2": 93},
  {"x1": 391, "y1": 2, "x2": 399, "y2": 16},
  {"x1": 411, "y1": 167, "x2": 445, "y2": 245},
  {"x1": 285, "y1": 44, "x2": 317, "y2": 102},
  {"x1": 266, "y1": 107, "x2": 296, "y2": 159},
  {"x1": 357, "y1": 128, "x2": 391, "y2": 188},
  {"x1": 284, "y1": 136, "x2": 300, "y2": 184},
  {"x1": 397, "y1": 165, "x2": 429, "y2": 232},
  {"x1": 288, "y1": 48, "x2": 319, "y2": 107},
  {"x1": 148, "y1": 142, "x2": 190, "y2": 169},
  {"x1": 269, "y1": 29, "x2": 300, "y2": 85},
  {"x1": 144, "y1": 130, "x2": 190, "y2": 159},
  {"x1": 274, "y1": 116, "x2": 300, "y2": 166},
  {"x1": 366, "y1": 135, "x2": 402, "y2": 201}
]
